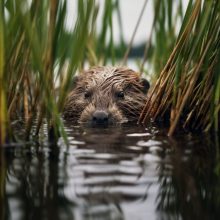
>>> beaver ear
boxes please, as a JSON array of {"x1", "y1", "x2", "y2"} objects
[{"x1": 140, "y1": 78, "x2": 150, "y2": 94}]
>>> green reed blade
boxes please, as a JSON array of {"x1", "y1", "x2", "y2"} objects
[{"x1": 0, "y1": 0, "x2": 6, "y2": 145}]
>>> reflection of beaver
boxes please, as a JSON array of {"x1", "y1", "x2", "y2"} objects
[{"x1": 63, "y1": 66, "x2": 149, "y2": 126}]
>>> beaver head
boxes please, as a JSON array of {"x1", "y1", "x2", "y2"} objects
[{"x1": 63, "y1": 66, "x2": 149, "y2": 126}]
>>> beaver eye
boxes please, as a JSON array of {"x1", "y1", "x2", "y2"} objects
[
  {"x1": 116, "y1": 91, "x2": 124, "y2": 99},
  {"x1": 84, "y1": 91, "x2": 91, "y2": 99}
]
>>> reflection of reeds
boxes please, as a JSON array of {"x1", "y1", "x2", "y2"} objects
[
  {"x1": 156, "y1": 134, "x2": 220, "y2": 219},
  {"x1": 0, "y1": 145, "x2": 5, "y2": 218},
  {"x1": 139, "y1": 0, "x2": 220, "y2": 135}
]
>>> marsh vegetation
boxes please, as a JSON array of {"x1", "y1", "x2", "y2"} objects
[
  {"x1": 0, "y1": 0, "x2": 219, "y2": 144},
  {"x1": 0, "y1": 1, "x2": 220, "y2": 220}
]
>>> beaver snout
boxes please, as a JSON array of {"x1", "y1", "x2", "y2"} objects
[{"x1": 92, "y1": 110, "x2": 110, "y2": 127}]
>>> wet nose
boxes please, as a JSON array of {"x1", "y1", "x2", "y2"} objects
[{"x1": 92, "y1": 110, "x2": 109, "y2": 125}]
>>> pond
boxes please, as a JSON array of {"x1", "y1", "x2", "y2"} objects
[{"x1": 1, "y1": 122, "x2": 220, "y2": 220}]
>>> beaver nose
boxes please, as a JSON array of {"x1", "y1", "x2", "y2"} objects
[{"x1": 92, "y1": 110, "x2": 109, "y2": 125}]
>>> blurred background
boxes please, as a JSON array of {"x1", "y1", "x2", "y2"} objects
[{"x1": 66, "y1": 0, "x2": 188, "y2": 45}]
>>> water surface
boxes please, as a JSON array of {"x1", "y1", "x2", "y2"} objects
[{"x1": 1, "y1": 123, "x2": 220, "y2": 220}]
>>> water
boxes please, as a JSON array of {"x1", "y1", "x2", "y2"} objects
[{"x1": 1, "y1": 123, "x2": 220, "y2": 220}]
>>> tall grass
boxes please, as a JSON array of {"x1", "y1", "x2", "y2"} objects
[
  {"x1": 121, "y1": 0, "x2": 185, "y2": 82},
  {"x1": 0, "y1": 0, "x2": 219, "y2": 144},
  {"x1": 139, "y1": 0, "x2": 220, "y2": 135},
  {"x1": 0, "y1": 0, "x2": 121, "y2": 144},
  {"x1": 0, "y1": 0, "x2": 7, "y2": 145},
  {"x1": 145, "y1": 0, "x2": 184, "y2": 79}
]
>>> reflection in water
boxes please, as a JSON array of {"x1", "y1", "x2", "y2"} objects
[
  {"x1": 0, "y1": 146, "x2": 6, "y2": 220},
  {"x1": 156, "y1": 134, "x2": 220, "y2": 220},
  {"x1": 1, "y1": 123, "x2": 220, "y2": 220}
]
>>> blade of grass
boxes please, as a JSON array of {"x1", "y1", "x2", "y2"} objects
[
  {"x1": 122, "y1": 0, "x2": 148, "y2": 65},
  {"x1": 0, "y1": 0, "x2": 7, "y2": 145}
]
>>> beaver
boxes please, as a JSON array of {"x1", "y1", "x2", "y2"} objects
[{"x1": 63, "y1": 66, "x2": 149, "y2": 126}]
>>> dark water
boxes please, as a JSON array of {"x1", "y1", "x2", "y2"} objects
[{"x1": 1, "y1": 123, "x2": 220, "y2": 220}]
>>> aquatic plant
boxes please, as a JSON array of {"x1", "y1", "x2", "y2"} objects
[
  {"x1": 0, "y1": 0, "x2": 7, "y2": 145},
  {"x1": 139, "y1": 0, "x2": 220, "y2": 135},
  {"x1": 123, "y1": 0, "x2": 183, "y2": 79},
  {"x1": 0, "y1": 0, "x2": 121, "y2": 144}
]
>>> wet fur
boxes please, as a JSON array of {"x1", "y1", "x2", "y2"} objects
[{"x1": 63, "y1": 66, "x2": 149, "y2": 125}]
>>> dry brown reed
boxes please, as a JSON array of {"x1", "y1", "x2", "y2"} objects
[{"x1": 139, "y1": 0, "x2": 220, "y2": 135}]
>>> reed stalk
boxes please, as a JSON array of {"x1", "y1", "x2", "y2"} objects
[
  {"x1": 122, "y1": 0, "x2": 148, "y2": 65},
  {"x1": 139, "y1": 0, "x2": 220, "y2": 135},
  {"x1": 1, "y1": 0, "x2": 102, "y2": 143},
  {"x1": 0, "y1": 0, "x2": 7, "y2": 145},
  {"x1": 1, "y1": 0, "x2": 124, "y2": 144},
  {"x1": 0, "y1": 0, "x2": 219, "y2": 144}
]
